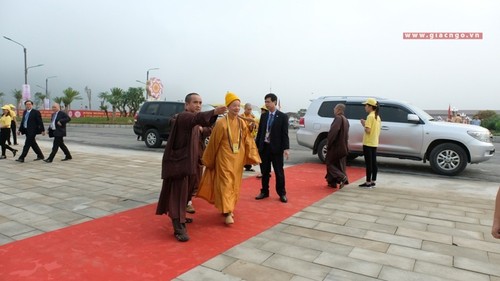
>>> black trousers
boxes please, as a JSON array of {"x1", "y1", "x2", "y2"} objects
[
  {"x1": 10, "y1": 121, "x2": 17, "y2": 145},
  {"x1": 362, "y1": 145, "x2": 378, "y2": 182},
  {"x1": 1, "y1": 128, "x2": 15, "y2": 156},
  {"x1": 48, "y1": 136, "x2": 71, "y2": 160},
  {"x1": 19, "y1": 133, "x2": 44, "y2": 159},
  {"x1": 259, "y1": 143, "x2": 286, "y2": 196}
]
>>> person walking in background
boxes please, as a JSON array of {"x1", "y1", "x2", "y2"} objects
[
  {"x1": 16, "y1": 100, "x2": 45, "y2": 162},
  {"x1": 240, "y1": 102, "x2": 258, "y2": 172},
  {"x1": 256, "y1": 105, "x2": 270, "y2": 179},
  {"x1": 325, "y1": 104, "x2": 350, "y2": 189},
  {"x1": 156, "y1": 93, "x2": 226, "y2": 242},
  {"x1": 359, "y1": 98, "x2": 381, "y2": 188},
  {"x1": 255, "y1": 93, "x2": 290, "y2": 203},
  {"x1": 44, "y1": 103, "x2": 72, "y2": 163},
  {"x1": 197, "y1": 92, "x2": 261, "y2": 225},
  {"x1": 8, "y1": 104, "x2": 18, "y2": 145},
  {"x1": 492, "y1": 187, "x2": 500, "y2": 239},
  {"x1": 0, "y1": 105, "x2": 18, "y2": 159}
]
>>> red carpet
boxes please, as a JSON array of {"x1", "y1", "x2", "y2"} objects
[{"x1": 0, "y1": 164, "x2": 364, "y2": 281}]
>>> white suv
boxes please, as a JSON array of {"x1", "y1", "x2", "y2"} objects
[{"x1": 296, "y1": 96, "x2": 495, "y2": 176}]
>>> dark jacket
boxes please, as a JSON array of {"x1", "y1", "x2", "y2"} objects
[
  {"x1": 255, "y1": 109, "x2": 290, "y2": 154},
  {"x1": 19, "y1": 109, "x2": 44, "y2": 136},
  {"x1": 48, "y1": 110, "x2": 71, "y2": 137}
]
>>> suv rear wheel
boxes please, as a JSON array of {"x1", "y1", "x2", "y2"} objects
[
  {"x1": 429, "y1": 143, "x2": 467, "y2": 176},
  {"x1": 145, "y1": 129, "x2": 162, "y2": 148},
  {"x1": 317, "y1": 138, "x2": 327, "y2": 163}
]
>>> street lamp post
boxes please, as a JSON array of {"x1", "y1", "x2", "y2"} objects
[
  {"x1": 3, "y1": 36, "x2": 28, "y2": 84},
  {"x1": 145, "y1": 67, "x2": 159, "y2": 100},
  {"x1": 45, "y1": 76, "x2": 57, "y2": 102}
]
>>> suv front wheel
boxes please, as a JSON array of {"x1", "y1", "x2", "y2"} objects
[
  {"x1": 145, "y1": 129, "x2": 162, "y2": 148},
  {"x1": 429, "y1": 143, "x2": 467, "y2": 176}
]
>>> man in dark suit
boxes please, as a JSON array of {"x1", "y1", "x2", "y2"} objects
[
  {"x1": 16, "y1": 100, "x2": 45, "y2": 162},
  {"x1": 255, "y1": 93, "x2": 290, "y2": 203},
  {"x1": 44, "y1": 103, "x2": 72, "y2": 163}
]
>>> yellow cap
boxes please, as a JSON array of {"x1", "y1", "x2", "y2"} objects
[
  {"x1": 260, "y1": 105, "x2": 268, "y2": 111},
  {"x1": 8, "y1": 104, "x2": 15, "y2": 109},
  {"x1": 225, "y1": 92, "x2": 240, "y2": 107},
  {"x1": 362, "y1": 98, "x2": 378, "y2": 107},
  {"x1": 1, "y1": 105, "x2": 11, "y2": 110}
]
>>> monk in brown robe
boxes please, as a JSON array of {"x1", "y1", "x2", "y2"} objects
[
  {"x1": 197, "y1": 92, "x2": 261, "y2": 225},
  {"x1": 325, "y1": 103, "x2": 350, "y2": 189},
  {"x1": 156, "y1": 93, "x2": 226, "y2": 242}
]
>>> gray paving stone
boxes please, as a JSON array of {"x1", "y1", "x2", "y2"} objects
[
  {"x1": 260, "y1": 240, "x2": 322, "y2": 262},
  {"x1": 224, "y1": 245, "x2": 273, "y2": 264},
  {"x1": 414, "y1": 261, "x2": 490, "y2": 281},
  {"x1": 428, "y1": 212, "x2": 479, "y2": 224},
  {"x1": 349, "y1": 247, "x2": 415, "y2": 271},
  {"x1": 324, "y1": 268, "x2": 380, "y2": 281},
  {"x1": 283, "y1": 216, "x2": 321, "y2": 228},
  {"x1": 364, "y1": 230, "x2": 422, "y2": 249},
  {"x1": 386, "y1": 244, "x2": 453, "y2": 266},
  {"x1": 202, "y1": 254, "x2": 238, "y2": 271},
  {"x1": 453, "y1": 236, "x2": 500, "y2": 254},
  {"x1": 315, "y1": 222, "x2": 367, "y2": 238},
  {"x1": 294, "y1": 210, "x2": 348, "y2": 225},
  {"x1": 344, "y1": 219, "x2": 398, "y2": 234},
  {"x1": 314, "y1": 251, "x2": 382, "y2": 278},
  {"x1": 375, "y1": 217, "x2": 427, "y2": 231},
  {"x1": 265, "y1": 254, "x2": 331, "y2": 281},
  {"x1": 454, "y1": 256, "x2": 500, "y2": 277},
  {"x1": 396, "y1": 227, "x2": 452, "y2": 244},
  {"x1": 427, "y1": 224, "x2": 484, "y2": 240},
  {"x1": 282, "y1": 225, "x2": 335, "y2": 241},
  {"x1": 223, "y1": 260, "x2": 293, "y2": 281},
  {"x1": 405, "y1": 215, "x2": 455, "y2": 228},
  {"x1": 330, "y1": 234, "x2": 389, "y2": 252},
  {"x1": 0, "y1": 221, "x2": 36, "y2": 237},
  {"x1": 295, "y1": 236, "x2": 353, "y2": 256},
  {"x1": 378, "y1": 266, "x2": 455, "y2": 281},
  {"x1": 421, "y1": 241, "x2": 489, "y2": 262},
  {"x1": 177, "y1": 266, "x2": 242, "y2": 281}
]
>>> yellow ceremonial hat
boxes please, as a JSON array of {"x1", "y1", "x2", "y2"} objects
[
  {"x1": 1, "y1": 105, "x2": 11, "y2": 110},
  {"x1": 225, "y1": 92, "x2": 240, "y2": 106},
  {"x1": 8, "y1": 104, "x2": 15, "y2": 109},
  {"x1": 260, "y1": 105, "x2": 268, "y2": 111}
]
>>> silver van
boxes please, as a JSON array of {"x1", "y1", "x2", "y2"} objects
[{"x1": 296, "y1": 96, "x2": 495, "y2": 176}]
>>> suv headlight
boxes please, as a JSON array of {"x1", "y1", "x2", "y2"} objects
[{"x1": 467, "y1": 130, "x2": 492, "y2": 143}]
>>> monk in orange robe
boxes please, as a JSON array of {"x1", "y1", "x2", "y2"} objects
[{"x1": 197, "y1": 92, "x2": 261, "y2": 225}]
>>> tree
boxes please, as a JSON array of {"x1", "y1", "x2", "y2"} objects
[
  {"x1": 62, "y1": 87, "x2": 82, "y2": 111},
  {"x1": 125, "y1": 87, "x2": 145, "y2": 117},
  {"x1": 12, "y1": 89, "x2": 22, "y2": 109},
  {"x1": 98, "y1": 91, "x2": 110, "y2": 120},
  {"x1": 34, "y1": 92, "x2": 47, "y2": 109},
  {"x1": 53, "y1": 96, "x2": 64, "y2": 109},
  {"x1": 107, "y1": 87, "x2": 123, "y2": 122}
]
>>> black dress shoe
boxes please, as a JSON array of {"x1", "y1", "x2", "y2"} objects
[
  {"x1": 44, "y1": 159, "x2": 53, "y2": 163},
  {"x1": 15, "y1": 158, "x2": 24, "y2": 163},
  {"x1": 34, "y1": 157, "x2": 44, "y2": 161},
  {"x1": 279, "y1": 195, "x2": 288, "y2": 203},
  {"x1": 255, "y1": 193, "x2": 269, "y2": 200},
  {"x1": 12, "y1": 150, "x2": 18, "y2": 157},
  {"x1": 61, "y1": 157, "x2": 72, "y2": 161}
]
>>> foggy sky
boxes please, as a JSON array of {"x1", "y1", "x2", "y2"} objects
[{"x1": 1, "y1": 0, "x2": 499, "y2": 112}]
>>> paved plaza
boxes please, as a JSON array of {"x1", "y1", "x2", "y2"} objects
[{"x1": 1, "y1": 139, "x2": 499, "y2": 280}]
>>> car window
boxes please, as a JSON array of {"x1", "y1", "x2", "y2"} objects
[
  {"x1": 318, "y1": 101, "x2": 342, "y2": 118},
  {"x1": 380, "y1": 104, "x2": 411, "y2": 123},
  {"x1": 144, "y1": 103, "x2": 159, "y2": 115},
  {"x1": 344, "y1": 103, "x2": 366, "y2": 120},
  {"x1": 159, "y1": 103, "x2": 184, "y2": 116}
]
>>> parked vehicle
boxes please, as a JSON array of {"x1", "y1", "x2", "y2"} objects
[
  {"x1": 297, "y1": 96, "x2": 495, "y2": 176},
  {"x1": 134, "y1": 101, "x2": 216, "y2": 148}
]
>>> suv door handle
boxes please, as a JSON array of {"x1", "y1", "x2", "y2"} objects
[{"x1": 381, "y1": 126, "x2": 389, "y2": 130}]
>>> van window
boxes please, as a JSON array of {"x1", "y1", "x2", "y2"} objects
[
  {"x1": 344, "y1": 103, "x2": 366, "y2": 120},
  {"x1": 144, "y1": 103, "x2": 160, "y2": 115},
  {"x1": 380, "y1": 105, "x2": 411, "y2": 123},
  {"x1": 159, "y1": 103, "x2": 184, "y2": 116},
  {"x1": 318, "y1": 101, "x2": 342, "y2": 118}
]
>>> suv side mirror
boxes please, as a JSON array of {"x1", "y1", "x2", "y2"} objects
[{"x1": 407, "y1": 113, "x2": 420, "y2": 123}]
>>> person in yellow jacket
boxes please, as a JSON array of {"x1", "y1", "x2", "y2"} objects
[
  {"x1": 0, "y1": 105, "x2": 18, "y2": 159},
  {"x1": 8, "y1": 104, "x2": 18, "y2": 145},
  {"x1": 197, "y1": 92, "x2": 261, "y2": 225},
  {"x1": 359, "y1": 98, "x2": 381, "y2": 188}
]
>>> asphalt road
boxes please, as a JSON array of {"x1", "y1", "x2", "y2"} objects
[{"x1": 60, "y1": 126, "x2": 500, "y2": 183}]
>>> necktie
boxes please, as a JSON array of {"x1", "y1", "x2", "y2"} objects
[
  {"x1": 23, "y1": 110, "x2": 30, "y2": 128},
  {"x1": 267, "y1": 113, "x2": 275, "y2": 130}
]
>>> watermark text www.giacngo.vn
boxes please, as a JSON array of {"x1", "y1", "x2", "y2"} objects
[{"x1": 403, "y1": 32, "x2": 483, "y2": 40}]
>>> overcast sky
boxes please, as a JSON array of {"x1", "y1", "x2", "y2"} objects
[{"x1": 1, "y1": 0, "x2": 499, "y2": 112}]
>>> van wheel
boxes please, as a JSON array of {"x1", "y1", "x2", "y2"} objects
[
  {"x1": 429, "y1": 143, "x2": 467, "y2": 176},
  {"x1": 145, "y1": 129, "x2": 162, "y2": 148},
  {"x1": 318, "y1": 138, "x2": 327, "y2": 163}
]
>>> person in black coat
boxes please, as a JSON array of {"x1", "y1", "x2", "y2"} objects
[
  {"x1": 44, "y1": 103, "x2": 72, "y2": 162},
  {"x1": 254, "y1": 93, "x2": 290, "y2": 203},
  {"x1": 16, "y1": 100, "x2": 45, "y2": 162}
]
